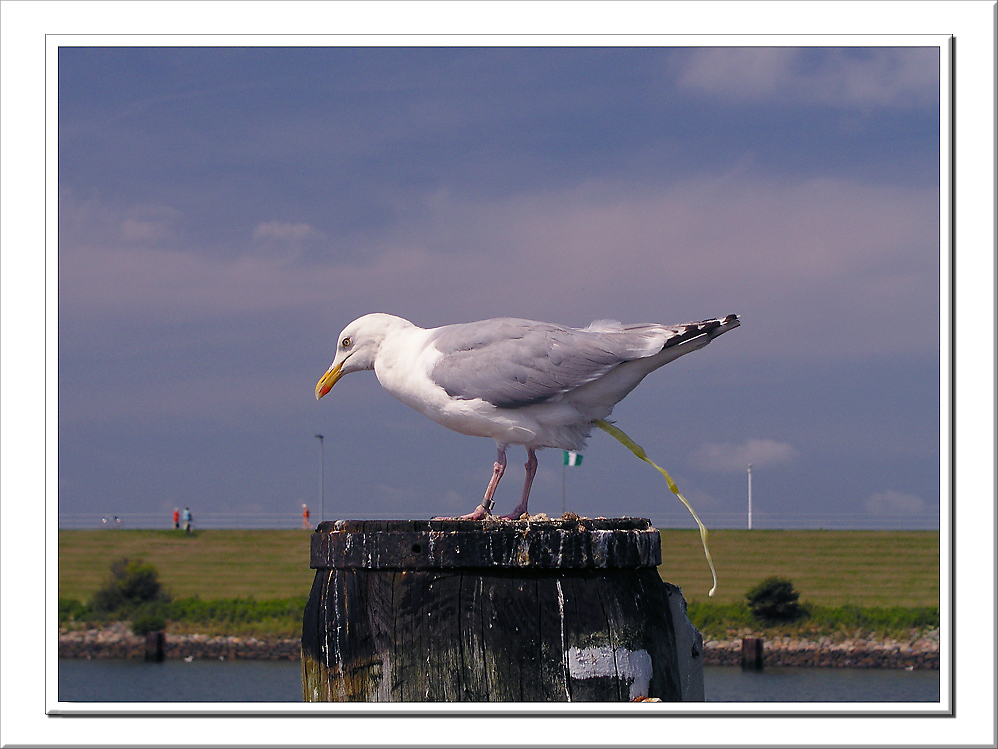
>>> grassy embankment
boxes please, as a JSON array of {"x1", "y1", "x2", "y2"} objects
[
  {"x1": 59, "y1": 530, "x2": 312, "y2": 638},
  {"x1": 58, "y1": 529, "x2": 940, "y2": 639},
  {"x1": 657, "y1": 529, "x2": 939, "y2": 640}
]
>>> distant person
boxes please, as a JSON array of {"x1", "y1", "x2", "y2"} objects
[
  {"x1": 183, "y1": 507, "x2": 192, "y2": 534},
  {"x1": 173, "y1": 508, "x2": 180, "y2": 529},
  {"x1": 302, "y1": 504, "x2": 312, "y2": 530}
]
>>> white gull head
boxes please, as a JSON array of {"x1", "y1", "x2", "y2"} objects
[{"x1": 315, "y1": 313, "x2": 414, "y2": 399}]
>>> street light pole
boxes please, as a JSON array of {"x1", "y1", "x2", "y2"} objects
[
  {"x1": 315, "y1": 434, "x2": 325, "y2": 522},
  {"x1": 747, "y1": 463, "x2": 753, "y2": 530}
]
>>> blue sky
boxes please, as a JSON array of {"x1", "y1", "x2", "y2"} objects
[{"x1": 58, "y1": 45, "x2": 942, "y2": 529}]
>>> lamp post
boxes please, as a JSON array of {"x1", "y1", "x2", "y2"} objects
[
  {"x1": 747, "y1": 464, "x2": 753, "y2": 530},
  {"x1": 315, "y1": 434, "x2": 325, "y2": 522}
]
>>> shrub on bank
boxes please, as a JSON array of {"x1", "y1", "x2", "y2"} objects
[
  {"x1": 804, "y1": 604, "x2": 939, "y2": 634},
  {"x1": 684, "y1": 601, "x2": 756, "y2": 632},
  {"x1": 59, "y1": 597, "x2": 92, "y2": 623},
  {"x1": 745, "y1": 577, "x2": 807, "y2": 625},
  {"x1": 58, "y1": 595, "x2": 310, "y2": 637},
  {"x1": 686, "y1": 600, "x2": 940, "y2": 640},
  {"x1": 130, "y1": 610, "x2": 167, "y2": 635},
  {"x1": 91, "y1": 557, "x2": 171, "y2": 614},
  {"x1": 166, "y1": 596, "x2": 308, "y2": 623}
]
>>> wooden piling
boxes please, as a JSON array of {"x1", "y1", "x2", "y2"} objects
[
  {"x1": 301, "y1": 518, "x2": 704, "y2": 702},
  {"x1": 144, "y1": 631, "x2": 165, "y2": 662},
  {"x1": 741, "y1": 637, "x2": 764, "y2": 670}
]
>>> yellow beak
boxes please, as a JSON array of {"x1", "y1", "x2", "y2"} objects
[{"x1": 315, "y1": 361, "x2": 344, "y2": 400}]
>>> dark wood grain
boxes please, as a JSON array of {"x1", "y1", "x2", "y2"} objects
[
  {"x1": 310, "y1": 518, "x2": 661, "y2": 570},
  {"x1": 301, "y1": 519, "x2": 702, "y2": 702}
]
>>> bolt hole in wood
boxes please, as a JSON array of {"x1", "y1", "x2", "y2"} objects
[{"x1": 301, "y1": 518, "x2": 705, "y2": 702}]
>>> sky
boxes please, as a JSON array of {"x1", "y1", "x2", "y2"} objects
[{"x1": 57, "y1": 45, "x2": 942, "y2": 530}]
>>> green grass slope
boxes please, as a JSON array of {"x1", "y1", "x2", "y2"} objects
[
  {"x1": 656, "y1": 529, "x2": 939, "y2": 607},
  {"x1": 60, "y1": 528, "x2": 939, "y2": 609},
  {"x1": 59, "y1": 530, "x2": 314, "y2": 601}
]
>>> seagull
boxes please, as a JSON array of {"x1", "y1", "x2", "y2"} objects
[{"x1": 315, "y1": 313, "x2": 739, "y2": 520}]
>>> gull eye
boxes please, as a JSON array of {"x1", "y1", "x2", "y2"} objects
[{"x1": 341, "y1": 337, "x2": 352, "y2": 348}]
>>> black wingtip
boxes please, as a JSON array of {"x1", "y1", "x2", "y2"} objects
[{"x1": 705, "y1": 314, "x2": 740, "y2": 339}]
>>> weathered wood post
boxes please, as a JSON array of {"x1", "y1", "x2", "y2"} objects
[
  {"x1": 144, "y1": 631, "x2": 165, "y2": 662},
  {"x1": 741, "y1": 636, "x2": 764, "y2": 671},
  {"x1": 301, "y1": 517, "x2": 704, "y2": 702}
]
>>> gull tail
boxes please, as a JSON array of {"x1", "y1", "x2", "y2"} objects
[{"x1": 664, "y1": 313, "x2": 740, "y2": 350}]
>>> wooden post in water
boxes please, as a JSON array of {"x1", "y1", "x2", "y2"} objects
[
  {"x1": 741, "y1": 637, "x2": 764, "y2": 671},
  {"x1": 144, "y1": 631, "x2": 165, "y2": 662},
  {"x1": 301, "y1": 518, "x2": 704, "y2": 702}
]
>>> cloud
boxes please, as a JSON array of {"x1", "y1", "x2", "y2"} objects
[
  {"x1": 120, "y1": 217, "x2": 173, "y2": 244},
  {"x1": 389, "y1": 174, "x2": 940, "y2": 359},
  {"x1": 864, "y1": 489, "x2": 929, "y2": 517},
  {"x1": 693, "y1": 438, "x2": 797, "y2": 472},
  {"x1": 252, "y1": 221, "x2": 325, "y2": 242},
  {"x1": 673, "y1": 48, "x2": 938, "y2": 109},
  {"x1": 67, "y1": 201, "x2": 183, "y2": 245},
  {"x1": 59, "y1": 172, "x2": 938, "y2": 362}
]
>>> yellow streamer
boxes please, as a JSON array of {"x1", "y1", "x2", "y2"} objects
[{"x1": 595, "y1": 419, "x2": 718, "y2": 597}]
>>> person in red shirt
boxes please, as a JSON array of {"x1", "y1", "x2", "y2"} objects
[
  {"x1": 302, "y1": 504, "x2": 312, "y2": 530},
  {"x1": 173, "y1": 508, "x2": 180, "y2": 530}
]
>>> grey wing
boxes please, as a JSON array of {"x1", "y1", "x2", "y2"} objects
[{"x1": 428, "y1": 318, "x2": 666, "y2": 409}]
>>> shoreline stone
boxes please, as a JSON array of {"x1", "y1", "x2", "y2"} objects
[
  {"x1": 701, "y1": 630, "x2": 940, "y2": 669},
  {"x1": 59, "y1": 623, "x2": 300, "y2": 661},
  {"x1": 59, "y1": 623, "x2": 940, "y2": 669}
]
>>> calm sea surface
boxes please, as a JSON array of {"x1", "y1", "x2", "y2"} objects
[{"x1": 58, "y1": 660, "x2": 939, "y2": 703}]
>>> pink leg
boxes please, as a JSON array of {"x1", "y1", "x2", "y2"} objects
[
  {"x1": 500, "y1": 448, "x2": 537, "y2": 520},
  {"x1": 436, "y1": 444, "x2": 507, "y2": 520}
]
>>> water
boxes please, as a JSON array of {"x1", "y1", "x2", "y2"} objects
[
  {"x1": 703, "y1": 665, "x2": 938, "y2": 702},
  {"x1": 58, "y1": 660, "x2": 939, "y2": 703},
  {"x1": 58, "y1": 660, "x2": 304, "y2": 702}
]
